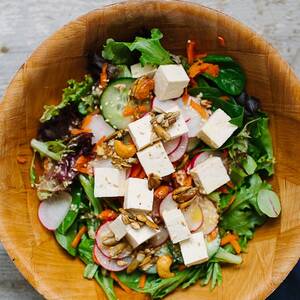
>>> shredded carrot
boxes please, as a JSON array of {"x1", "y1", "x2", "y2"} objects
[
  {"x1": 190, "y1": 100, "x2": 209, "y2": 120},
  {"x1": 227, "y1": 181, "x2": 235, "y2": 189},
  {"x1": 100, "y1": 63, "x2": 108, "y2": 89},
  {"x1": 70, "y1": 128, "x2": 92, "y2": 135},
  {"x1": 82, "y1": 113, "x2": 95, "y2": 129},
  {"x1": 98, "y1": 209, "x2": 118, "y2": 221},
  {"x1": 227, "y1": 195, "x2": 236, "y2": 207},
  {"x1": 74, "y1": 155, "x2": 92, "y2": 175},
  {"x1": 182, "y1": 88, "x2": 189, "y2": 105},
  {"x1": 123, "y1": 106, "x2": 135, "y2": 117},
  {"x1": 137, "y1": 105, "x2": 149, "y2": 114},
  {"x1": 194, "y1": 52, "x2": 207, "y2": 59},
  {"x1": 130, "y1": 164, "x2": 142, "y2": 178},
  {"x1": 220, "y1": 95, "x2": 230, "y2": 101},
  {"x1": 205, "y1": 64, "x2": 219, "y2": 77},
  {"x1": 110, "y1": 272, "x2": 133, "y2": 294},
  {"x1": 230, "y1": 239, "x2": 241, "y2": 254},
  {"x1": 189, "y1": 61, "x2": 219, "y2": 78},
  {"x1": 220, "y1": 233, "x2": 236, "y2": 246},
  {"x1": 218, "y1": 185, "x2": 229, "y2": 194},
  {"x1": 187, "y1": 40, "x2": 196, "y2": 65},
  {"x1": 139, "y1": 274, "x2": 147, "y2": 288},
  {"x1": 178, "y1": 264, "x2": 186, "y2": 271},
  {"x1": 96, "y1": 135, "x2": 106, "y2": 147},
  {"x1": 17, "y1": 156, "x2": 27, "y2": 164},
  {"x1": 137, "y1": 169, "x2": 146, "y2": 179},
  {"x1": 218, "y1": 36, "x2": 225, "y2": 47},
  {"x1": 71, "y1": 225, "x2": 87, "y2": 248},
  {"x1": 207, "y1": 227, "x2": 219, "y2": 242}
]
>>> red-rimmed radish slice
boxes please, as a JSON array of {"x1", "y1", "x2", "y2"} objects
[
  {"x1": 181, "y1": 199, "x2": 203, "y2": 232},
  {"x1": 38, "y1": 191, "x2": 72, "y2": 231},
  {"x1": 159, "y1": 193, "x2": 177, "y2": 217},
  {"x1": 163, "y1": 136, "x2": 181, "y2": 155},
  {"x1": 95, "y1": 222, "x2": 132, "y2": 259},
  {"x1": 86, "y1": 114, "x2": 115, "y2": 144},
  {"x1": 168, "y1": 134, "x2": 188, "y2": 162},
  {"x1": 197, "y1": 198, "x2": 219, "y2": 235},
  {"x1": 187, "y1": 152, "x2": 211, "y2": 172},
  {"x1": 93, "y1": 244, "x2": 132, "y2": 271},
  {"x1": 148, "y1": 226, "x2": 169, "y2": 248},
  {"x1": 152, "y1": 97, "x2": 178, "y2": 113}
]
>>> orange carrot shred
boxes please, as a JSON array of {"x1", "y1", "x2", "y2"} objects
[
  {"x1": 98, "y1": 209, "x2": 118, "y2": 221},
  {"x1": 123, "y1": 106, "x2": 135, "y2": 117},
  {"x1": 220, "y1": 233, "x2": 236, "y2": 246},
  {"x1": 178, "y1": 264, "x2": 186, "y2": 271},
  {"x1": 81, "y1": 113, "x2": 95, "y2": 129},
  {"x1": 137, "y1": 105, "x2": 149, "y2": 114},
  {"x1": 17, "y1": 156, "x2": 27, "y2": 164},
  {"x1": 218, "y1": 185, "x2": 230, "y2": 194},
  {"x1": 227, "y1": 181, "x2": 235, "y2": 189},
  {"x1": 194, "y1": 53, "x2": 207, "y2": 59},
  {"x1": 182, "y1": 88, "x2": 189, "y2": 105},
  {"x1": 74, "y1": 155, "x2": 92, "y2": 175},
  {"x1": 190, "y1": 100, "x2": 209, "y2": 120},
  {"x1": 227, "y1": 195, "x2": 236, "y2": 207},
  {"x1": 220, "y1": 95, "x2": 230, "y2": 101},
  {"x1": 205, "y1": 64, "x2": 219, "y2": 77},
  {"x1": 110, "y1": 272, "x2": 133, "y2": 294},
  {"x1": 71, "y1": 225, "x2": 87, "y2": 248},
  {"x1": 139, "y1": 274, "x2": 147, "y2": 289},
  {"x1": 207, "y1": 227, "x2": 219, "y2": 242},
  {"x1": 100, "y1": 63, "x2": 108, "y2": 89},
  {"x1": 230, "y1": 239, "x2": 241, "y2": 254},
  {"x1": 187, "y1": 40, "x2": 196, "y2": 65},
  {"x1": 70, "y1": 128, "x2": 92, "y2": 135},
  {"x1": 218, "y1": 36, "x2": 225, "y2": 47},
  {"x1": 189, "y1": 61, "x2": 219, "y2": 78}
]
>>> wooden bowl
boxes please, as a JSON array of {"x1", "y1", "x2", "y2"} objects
[{"x1": 0, "y1": 1, "x2": 299, "y2": 299}]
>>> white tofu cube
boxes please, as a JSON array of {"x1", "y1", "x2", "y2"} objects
[
  {"x1": 130, "y1": 63, "x2": 157, "y2": 78},
  {"x1": 190, "y1": 156, "x2": 230, "y2": 194},
  {"x1": 94, "y1": 167, "x2": 126, "y2": 197},
  {"x1": 152, "y1": 98, "x2": 178, "y2": 113},
  {"x1": 154, "y1": 65, "x2": 190, "y2": 100},
  {"x1": 180, "y1": 232, "x2": 208, "y2": 267},
  {"x1": 162, "y1": 209, "x2": 191, "y2": 243},
  {"x1": 137, "y1": 142, "x2": 175, "y2": 177},
  {"x1": 166, "y1": 107, "x2": 189, "y2": 139},
  {"x1": 198, "y1": 109, "x2": 238, "y2": 148},
  {"x1": 124, "y1": 178, "x2": 153, "y2": 212},
  {"x1": 128, "y1": 115, "x2": 157, "y2": 150},
  {"x1": 126, "y1": 223, "x2": 158, "y2": 248},
  {"x1": 108, "y1": 215, "x2": 127, "y2": 241}
]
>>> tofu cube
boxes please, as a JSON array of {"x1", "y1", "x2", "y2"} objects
[
  {"x1": 126, "y1": 223, "x2": 158, "y2": 248},
  {"x1": 162, "y1": 209, "x2": 191, "y2": 243},
  {"x1": 128, "y1": 115, "x2": 157, "y2": 150},
  {"x1": 124, "y1": 178, "x2": 153, "y2": 212},
  {"x1": 154, "y1": 65, "x2": 190, "y2": 100},
  {"x1": 180, "y1": 232, "x2": 208, "y2": 267},
  {"x1": 198, "y1": 109, "x2": 238, "y2": 148},
  {"x1": 130, "y1": 63, "x2": 157, "y2": 78},
  {"x1": 166, "y1": 107, "x2": 189, "y2": 139},
  {"x1": 190, "y1": 156, "x2": 230, "y2": 194},
  {"x1": 152, "y1": 98, "x2": 178, "y2": 113},
  {"x1": 108, "y1": 215, "x2": 127, "y2": 241},
  {"x1": 137, "y1": 142, "x2": 175, "y2": 177},
  {"x1": 94, "y1": 167, "x2": 126, "y2": 197}
]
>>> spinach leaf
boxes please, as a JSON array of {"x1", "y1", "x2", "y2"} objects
[
  {"x1": 203, "y1": 54, "x2": 235, "y2": 64},
  {"x1": 79, "y1": 174, "x2": 102, "y2": 214},
  {"x1": 189, "y1": 86, "x2": 223, "y2": 98},
  {"x1": 102, "y1": 28, "x2": 173, "y2": 66},
  {"x1": 40, "y1": 75, "x2": 94, "y2": 122},
  {"x1": 95, "y1": 270, "x2": 117, "y2": 300},
  {"x1": 54, "y1": 222, "x2": 77, "y2": 256},
  {"x1": 57, "y1": 185, "x2": 83, "y2": 234},
  {"x1": 78, "y1": 234, "x2": 94, "y2": 264}
]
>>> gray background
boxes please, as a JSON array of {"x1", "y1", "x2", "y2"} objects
[{"x1": 0, "y1": 0, "x2": 299, "y2": 299}]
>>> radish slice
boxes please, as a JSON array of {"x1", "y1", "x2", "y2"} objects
[
  {"x1": 38, "y1": 191, "x2": 72, "y2": 231},
  {"x1": 181, "y1": 198, "x2": 204, "y2": 232},
  {"x1": 197, "y1": 198, "x2": 219, "y2": 235},
  {"x1": 86, "y1": 114, "x2": 115, "y2": 144},
  {"x1": 187, "y1": 152, "x2": 210, "y2": 172},
  {"x1": 159, "y1": 193, "x2": 177, "y2": 217},
  {"x1": 152, "y1": 97, "x2": 178, "y2": 113},
  {"x1": 93, "y1": 244, "x2": 132, "y2": 271},
  {"x1": 95, "y1": 222, "x2": 132, "y2": 259},
  {"x1": 163, "y1": 136, "x2": 181, "y2": 155},
  {"x1": 148, "y1": 226, "x2": 169, "y2": 248},
  {"x1": 168, "y1": 134, "x2": 188, "y2": 162}
]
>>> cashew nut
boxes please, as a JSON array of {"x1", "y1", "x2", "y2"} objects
[
  {"x1": 114, "y1": 140, "x2": 136, "y2": 158},
  {"x1": 157, "y1": 255, "x2": 175, "y2": 279}
]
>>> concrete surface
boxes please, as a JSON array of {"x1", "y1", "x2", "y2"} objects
[{"x1": 0, "y1": 0, "x2": 299, "y2": 299}]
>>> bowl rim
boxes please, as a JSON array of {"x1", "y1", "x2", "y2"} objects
[{"x1": 0, "y1": 1, "x2": 299, "y2": 299}]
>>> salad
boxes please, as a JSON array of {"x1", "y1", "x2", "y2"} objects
[{"x1": 30, "y1": 28, "x2": 281, "y2": 299}]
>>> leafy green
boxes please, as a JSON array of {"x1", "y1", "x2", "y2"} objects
[
  {"x1": 79, "y1": 175, "x2": 102, "y2": 214},
  {"x1": 117, "y1": 65, "x2": 132, "y2": 78},
  {"x1": 95, "y1": 270, "x2": 117, "y2": 300},
  {"x1": 78, "y1": 94, "x2": 97, "y2": 115},
  {"x1": 102, "y1": 28, "x2": 173, "y2": 66},
  {"x1": 57, "y1": 185, "x2": 83, "y2": 234},
  {"x1": 78, "y1": 234, "x2": 94, "y2": 264},
  {"x1": 83, "y1": 263, "x2": 98, "y2": 279},
  {"x1": 203, "y1": 54, "x2": 236, "y2": 64},
  {"x1": 200, "y1": 262, "x2": 222, "y2": 289},
  {"x1": 30, "y1": 139, "x2": 67, "y2": 161},
  {"x1": 54, "y1": 222, "x2": 78, "y2": 256},
  {"x1": 241, "y1": 155, "x2": 257, "y2": 175},
  {"x1": 189, "y1": 86, "x2": 223, "y2": 98},
  {"x1": 257, "y1": 189, "x2": 281, "y2": 218},
  {"x1": 167, "y1": 241, "x2": 184, "y2": 264},
  {"x1": 30, "y1": 151, "x2": 37, "y2": 187},
  {"x1": 214, "y1": 247, "x2": 242, "y2": 265},
  {"x1": 40, "y1": 75, "x2": 94, "y2": 122}
]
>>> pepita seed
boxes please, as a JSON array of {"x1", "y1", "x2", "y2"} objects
[
  {"x1": 102, "y1": 236, "x2": 118, "y2": 246},
  {"x1": 145, "y1": 218, "x2": 159, "y2": 230},
  {"x1": 130, "y1": 221, "x2": 141, "y2": 230},
  {"x1": 109, "y1": 242, "x2": 127, "y2": 257},
  {"x1": 136, "y1": 214, "x2": 147, "y2": 223}
]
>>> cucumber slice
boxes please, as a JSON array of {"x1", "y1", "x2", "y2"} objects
[{"x1": 100, "y1": 78, "x2": 135, "y2": 129}]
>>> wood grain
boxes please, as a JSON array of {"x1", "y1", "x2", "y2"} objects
[{"x1": 0, "y1": 1, "x2": 300, "y2": 299}]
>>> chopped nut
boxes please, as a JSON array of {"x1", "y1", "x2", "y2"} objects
[
  {"x1": 152, "y1": 123, "x2": 171, "y2": 141},
  {"x1": 102, "y1": 236, "x2": 118, "y2": 246},
  {"x1": 131, "y1": 76, "x2": 154, "y2": 100},
  {"x1": 139, "y1": 255, "x2": 152, "y2": 267},
  {"x1": 200, "y1": 99, "x2": 212, "y2": 108},
  {"x1": 122, "y1": 214, "x2": 131, "y2": 225},
  {"x1": 116, "y1": 260, "x2": 128, "y2": 266},
  {"x1": 136, "y1": 214, "x2": 148, "y2": 223},
  {"x1": 172, "y1": 186, "x2": 199, "y2": 203},
  {"x1": 109, "y1": 242, "x2": 128, "y2": 258},
  {"x1": 127, "y1": 252, "x2": 146, "y2": 273},
  {"x1": 145, "y1": 218, "x2": 159, "y2": 230},
  {"x1": 178, "y1": 195, "x2": 198, "y2": 209},
  {"x1": 130, "y1": 221, "x2": 141, "y2": 230},
  {"x1": 148, "y1": 173, "x2": 162, "y2": 190}
]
